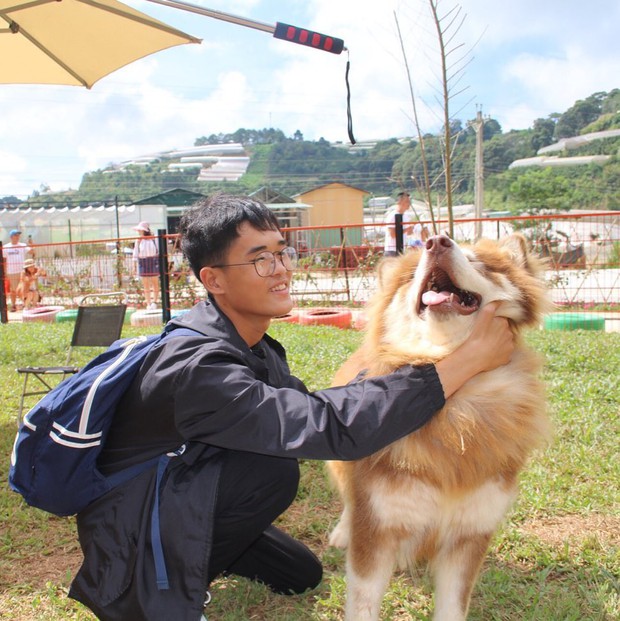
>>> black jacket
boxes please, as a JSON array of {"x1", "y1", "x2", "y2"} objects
[{"x1": 70, "y1": 299, "x2": 445, "y2": 620}]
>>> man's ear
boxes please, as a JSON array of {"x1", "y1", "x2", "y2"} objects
[{"x1": 199, "y1": 266, "x2": 224, "y2": 296}]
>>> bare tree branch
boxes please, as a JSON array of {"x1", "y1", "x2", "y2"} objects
[
  {"x1": 394, "y1": 0, "x2": 479, "y2": 238},
  {"x1": 394, "y1": 10, "x2": 438, "y2": 233}
]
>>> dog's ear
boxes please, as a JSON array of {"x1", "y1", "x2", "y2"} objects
[
  {"x1": 500, "y1": 234, "x2": 530, "y2": 267},
  {"x1": 376, "y1": 257, "x2": 402, "y2": 290}
]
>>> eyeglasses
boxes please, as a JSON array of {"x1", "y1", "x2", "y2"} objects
[{"x1": 211, "y1": 246, "x2": 298, "y2": 277}]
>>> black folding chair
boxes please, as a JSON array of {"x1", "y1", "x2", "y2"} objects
[{"x1": 16, "y1": 292, "x2": 127, "y2": 424}]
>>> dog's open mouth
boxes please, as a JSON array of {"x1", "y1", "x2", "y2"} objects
[{"x1": 418, "y1": 267, "x2": 481, "y2": 316}]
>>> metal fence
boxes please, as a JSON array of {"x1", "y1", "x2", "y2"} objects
[{"x1": 1, "y1": 212, "x2": 618, "y2": 324}]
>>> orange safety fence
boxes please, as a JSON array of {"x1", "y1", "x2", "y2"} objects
[{"x1": 1, "y1": 212, "x2": 618, "y2": 327}]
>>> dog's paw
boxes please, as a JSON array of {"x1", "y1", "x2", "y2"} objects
[{"x1": 328, "y1": 520, "x2": 349, "y2": 549}]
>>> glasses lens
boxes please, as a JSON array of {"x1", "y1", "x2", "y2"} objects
[
  {"x1": 281, "y1": 247, "x2": 297, "y2": 270},
  {"x1": 253, "y1": 248, "x2": 297, "y2": 277},
  {"x1": 254, "y1": 253, "x2": 274, "y2": 277}
]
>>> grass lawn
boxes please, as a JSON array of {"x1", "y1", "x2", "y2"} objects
[{"x1": 0, "y1": 321, "x2": 618, "y2": 620}]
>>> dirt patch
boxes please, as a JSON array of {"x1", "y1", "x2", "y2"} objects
[
  {"x1": 519, "y1": 513, "x2": 619, "y2": 548},
  {"x1": 1, "y1": 542, "x2": 82, "y2": 591}
]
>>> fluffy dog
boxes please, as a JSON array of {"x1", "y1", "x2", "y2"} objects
[{"x1": 328, "y1": 234, "x2": 552, "y2": 621}]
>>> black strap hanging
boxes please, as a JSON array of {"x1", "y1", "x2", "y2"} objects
[{"x1": 345, "y1": 51, "x2": 356, "y2": 145}]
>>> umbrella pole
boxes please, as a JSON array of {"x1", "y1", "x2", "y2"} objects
[{"x1": 144, "y1": 0, "x2": 346, "y2": 54}]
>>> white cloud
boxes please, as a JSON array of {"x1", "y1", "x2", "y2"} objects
[{"x1": 505, "y1": 45, "x2": 620, "y2": 117}]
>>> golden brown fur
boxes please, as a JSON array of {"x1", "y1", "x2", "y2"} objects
[{"x1": 328, "y1": 235, "x2": 552, "y2": 621}]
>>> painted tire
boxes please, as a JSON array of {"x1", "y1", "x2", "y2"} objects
[
  {"x1": 351, "y1": 310, "x2": 368, "y2": 330},
  {"x1": 544, "y1": 313, "x2": 605, "y2": 331},
  {"x1": 298, "y1": 307, "x2": 353, "y2": 329},
  {"x1": 130, "y1": 309, "x2": 163, "y2": 327},
  {"x1": 271, "y1": 309, "x2": 301, "y2": 324},
  {"x1": 22, "y1": 305, "x2": 65, "y2": 323},
  {"x1": 124, "y1": 308, "x2": 136, "y2": 324},
  {"x1": 55, "y1": 309, "x2": 79, "y2": 323}
]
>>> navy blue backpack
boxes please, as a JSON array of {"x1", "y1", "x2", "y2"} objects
[
  {"x1": 9, "y1": 325, "x2": 199, "y2": 515},
  {"x1": 9, "y1": 325, "x2": 199, "y2": 590}
]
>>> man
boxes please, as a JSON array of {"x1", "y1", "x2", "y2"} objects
[
  {"x1": 2, "y1": 229, "x2": 32, "y2": 312},
  {"x1": 69, "y1": 194, "x2": 514, "y2": 621},
  {"x1": 383, "y1": 191, "x2": 414, "y2": 256}
]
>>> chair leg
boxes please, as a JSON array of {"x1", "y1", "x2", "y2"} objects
[
  {"x1": 17, "y1": 372, "x2": 56, "y2": 427},
  {"x1": 18, "y1": 374, "x2": 30, "y2": 426}
]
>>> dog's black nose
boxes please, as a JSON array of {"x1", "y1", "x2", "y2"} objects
[{"x1": 425, "y1": 235, "x2": 453, "y2": 253}]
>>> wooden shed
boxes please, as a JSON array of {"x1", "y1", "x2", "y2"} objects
[{"x1": 294, "y1": 182, "x2": 369, "y2": 249}]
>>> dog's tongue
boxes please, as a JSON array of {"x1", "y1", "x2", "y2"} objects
[{"x1": 422, "y1": 290, "x2": 454, "y2": 306}]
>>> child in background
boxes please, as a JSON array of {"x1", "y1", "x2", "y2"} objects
[
  {"x1": 132, "y1": 222, "x2": 160, "y2": 310},
  {"x1": 17, "y1": 258, "x2": 46, "y2": 309}
]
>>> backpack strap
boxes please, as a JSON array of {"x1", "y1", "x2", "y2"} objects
[
  {"x1": 112, "y1": 327, "x2": 200, "y2": 591},
  {"x1": 151, "y1": 444, "x2": 187, "y2": 590},
  {"x1": 149, "y1": 326, "x2": 200, "y2": 590}
]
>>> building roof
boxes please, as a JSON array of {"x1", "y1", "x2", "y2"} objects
[
  {"x1": 132, "y1": 188, "x2": 207, "y2": 206},
  {"x1": 294, "y1": 181, "x2": 371, "y2": 198},
  {"x1": 249, "y1": 187, "x2": 297, "y2": 204}
]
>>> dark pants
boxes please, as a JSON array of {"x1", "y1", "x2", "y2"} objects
[{"x1": 207, "y1": 450, "x2": 323, "y2": 595}]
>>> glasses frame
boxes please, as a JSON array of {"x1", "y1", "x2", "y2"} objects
[{"x1": 210, "y1": 246, "x2": 297, "y2": 278}]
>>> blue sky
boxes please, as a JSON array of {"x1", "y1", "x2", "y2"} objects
[{"x1": 1, "y1": 0, "x2": 619, "y2": 199}]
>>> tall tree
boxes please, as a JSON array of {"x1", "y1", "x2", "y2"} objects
[
  {"x1": 554, "y1": 94, "x2": 604, "y2": 139},
  {"x1": 509, "y1": 168, "x2": 571, "y2": 213},
  {"x1": 530, "y1": 117, "x2": 556, "y2": 152}
]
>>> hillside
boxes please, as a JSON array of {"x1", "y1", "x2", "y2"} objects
[{"x1": 6, "y1": 89, "x2": 620, "y2": 214}]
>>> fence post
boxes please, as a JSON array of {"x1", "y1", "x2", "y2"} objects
[
  {"x1": 339, "y1": 227, "x2": 351, "y2": 301},
  {"x1": 114, "y1": 197, "x2": 122, "y2": 289},
  {"x1": 157, "y1": 229, "x2": 171, "y2": 324},
  {"x1": 395, "y1": 213, "x2": 404, "y2": 254},
  {"x1": 0, "y1": 242, "x2": 7, "y2": 324}
]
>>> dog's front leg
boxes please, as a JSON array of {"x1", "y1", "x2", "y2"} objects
[
  {"x1": 430, "y1": 531, "x2": 492, "y2": 621},
  {"x1": 344, "y1": 536, "x2": 398, "y2": 621}
]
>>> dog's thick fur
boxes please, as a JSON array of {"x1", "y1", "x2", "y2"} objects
[{"x1": 328, "y1": 234, "x2": 552, "y2": 621}]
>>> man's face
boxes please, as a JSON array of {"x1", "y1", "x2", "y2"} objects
[
  {"x1": 204, "y1": 221, "x2": 294, "y2": 324},
  {"x1": 10, "y1": 233, "x2": 20, "y2": 244},
  {"x1": 398, "y1": 194, "x2": 411, "y2": 211}
]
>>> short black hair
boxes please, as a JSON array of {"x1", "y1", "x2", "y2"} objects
[
  {"x1": 397, "y1": 191, "x2": 410, "y2": 198},
  {"x1": 178, "y1": 193, "x2": 282, "y2": 278}
]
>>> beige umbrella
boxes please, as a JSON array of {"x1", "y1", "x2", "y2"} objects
[{"x1": 0, "y1": 0, "x2": 200, "y2": 88}]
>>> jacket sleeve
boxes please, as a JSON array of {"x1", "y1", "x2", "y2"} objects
[{"x1": 171, "y1": 349, "x2": 445, "y2": 461}]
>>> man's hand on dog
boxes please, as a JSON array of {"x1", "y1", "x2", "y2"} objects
[
  {"x1": 468, "y1": 301, "x2": 515, "y2": 371},
  {"x1": 435, "y1": 301, "x2": 515, "y2": 398}
]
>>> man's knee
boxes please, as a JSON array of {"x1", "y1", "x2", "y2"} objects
[
  {"x1": 218, "y1": 452, "x2": 300, "y2": 517},
  {"x1": 257, "y1": 456, "x2": 300, "y2": 512},
  {"x1": 284, "y1": 546, "x2": 323, "y2": 594}
]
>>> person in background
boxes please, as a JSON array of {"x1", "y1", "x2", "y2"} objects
[
  {"x1": 407, "y1": 219, "x2": 430, "y2": 250},
  {"x1": 132, "y1": 222, "x2": 160, "y2": 310},
  {"x1": 17, "y1": 257, "x2": 46, "y2": 309},
  {"x1": 383, "y1": 192, "x2": 414, "y2": 256},
  {"x1": 26, "y1": 234, "x2": 36, "y2": 258},
  {"x1": 3, "y1": 229, "x2": 33, "y2": 312}
]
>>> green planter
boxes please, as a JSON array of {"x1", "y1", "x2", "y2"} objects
[
  {"x1": 544, "y1": 313, "x2": 605, "y2": 331},
  {"x1": 55, "y1": 309, "x2": 79, "y2": 323}
]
